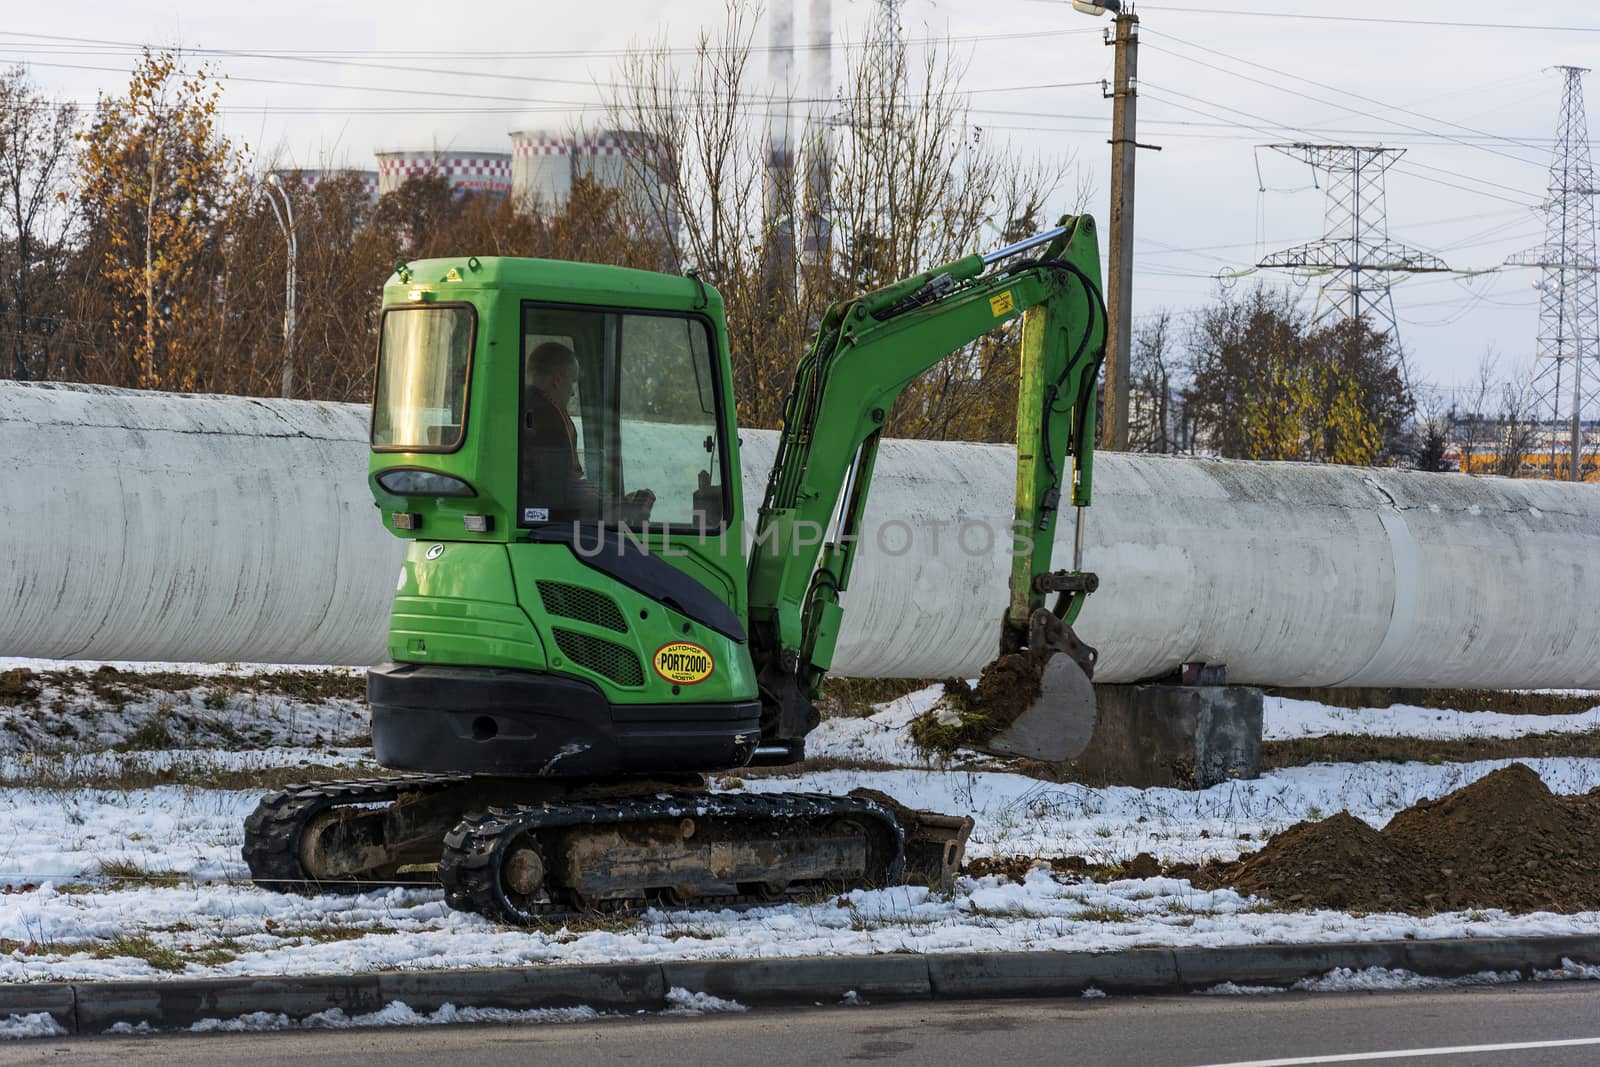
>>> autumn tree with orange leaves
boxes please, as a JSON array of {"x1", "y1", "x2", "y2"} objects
[{"x1": 75, "y1": 49, "x2": 244, "y2": 390}]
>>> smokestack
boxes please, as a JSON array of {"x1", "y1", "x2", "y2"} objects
[
  {"x1": 803, "y1": 0, "x2": 833, "y2": 264},
  {"x1": 808, "y1": 0, "x2": 831, "y2": 107},
  {"x1": 766, "y1": 0, "x2": 796, "y2": 233}
]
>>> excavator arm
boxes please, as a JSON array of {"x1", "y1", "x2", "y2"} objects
[{"x1": 747, "y1": 215, "x2": 1109, "y2": 758}]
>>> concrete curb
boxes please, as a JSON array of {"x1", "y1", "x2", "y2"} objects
[{"x1": 5, "y1": 935, "x2": 1599, "y2": 1035}]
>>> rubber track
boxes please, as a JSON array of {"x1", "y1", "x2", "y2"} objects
[
  {"x1": 241, "y1": 774, "x2": 468, "y2": 891},
  {"x1": 439, "y1": 792, "x2": 906, "y2": 925}
]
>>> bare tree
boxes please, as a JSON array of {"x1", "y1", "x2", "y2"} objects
[
  {"x1": 1449, "y1": 351, "x2": 1500, "y2": 475},
  {"x1": 606, "y1": 0, "x2": 1074, "y2": 439},
  {"x1": 1409, "y1": 387, "x2": 1457, "y2": 473},
  {"x1": 1128, "y1": 310, "x2": 1175, "y2": 452},
  {"x1": 1492, "y1": 368, "x2": 1540, "y2": 477},
  {"x1": 0, "y1": 66, "x2": 78, "y2": 381}
]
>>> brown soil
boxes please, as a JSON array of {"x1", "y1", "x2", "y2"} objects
[
  {"x1": 914, "y1": 655, "x2": 1048, "y2": 755},
  {"x1": 907, "y1": 655, "x2": 1050, "y2": 757},
  {"x1": 1223, "y1": 813, "x2": 1435, "y2": 912},
  {"x1": 1263, "y1": 732, "x2": 1600, "y2": 770},
  {"x1": 964, "y1": 854, "x2": 1090, "y2": 882},
  {"x1": 1193, "y1": 763, "x2": 1600, "y2": 914},
  {"x1": 962, "y1": 852, "x2": 1175, "y2": 885},
  {"x1": 1265, "y1": 686, "x2": 1599, "y2": 717},
  {"x1": 965, "y1": 654, "x2": 1048, "y2": 731}
]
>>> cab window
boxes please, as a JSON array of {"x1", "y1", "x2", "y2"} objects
[
  {"x1": 372, "y1": 305, "x2": 475, "y2": 451},
  {"x1": 519, "y1": 305, "x2": 726, "y2": 531}
]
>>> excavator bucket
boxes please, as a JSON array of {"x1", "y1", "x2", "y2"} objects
[
  {"x1": 979, "y1": 653, "x2": 1099, "y2": 761},
  {"x1": 976, "y1": 610, "x2": 1100, "y2": 762}
]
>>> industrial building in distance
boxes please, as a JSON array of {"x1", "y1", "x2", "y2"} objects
[{"x1": 275, "y1": 129, "x2": 671, "y2": 214}]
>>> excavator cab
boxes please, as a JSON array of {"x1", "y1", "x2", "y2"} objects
[{"x1": 367, "y1": 260, "x2": 762, "y2": 779}]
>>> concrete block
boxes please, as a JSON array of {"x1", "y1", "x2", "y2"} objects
[
  {"x1": 0, "y1": 983, "x2": 74, "y2": 1032},
  {"x1": 1173, "y1": 941, "x2": 1409, "y2": 990},
  {"x1": 1066, "y1": 684, "x2": 1262, "y2": 788},
  {"x1": 378, "y1": 963, "x2": 665, "y2": 1013},
  {"x1": 74, "y1": 974, "x2": 383, "y2": 1033},
  {"x1": 927, "y1": 949, "x2": 1178, "y2": 998},
  {"x1": 659, "y1": 955, "x2": 930, "y2": 1004}
]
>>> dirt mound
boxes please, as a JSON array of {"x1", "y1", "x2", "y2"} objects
[
  {"x1": 1203, "y1": 764, "x2": 1600, "y2": 914},
  {"x1": 1226, "y1": 813, "x2": 1435, "y2": 913},
  {"x1": 1382, "y1": 763, "x2": 1600, "y2": 913}
]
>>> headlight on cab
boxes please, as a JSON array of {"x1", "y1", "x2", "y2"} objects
[{"x1": 375, "y1": 468, "x2": 476, "y2": 498}]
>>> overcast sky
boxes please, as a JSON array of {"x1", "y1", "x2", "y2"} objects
[{"x1": 4, "y1": 0, "x2": 1596, "y2": 399}]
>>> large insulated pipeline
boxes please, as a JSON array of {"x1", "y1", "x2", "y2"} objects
[{"x1": 4, "y1": 381, "x2": 1598, "y2": 687}]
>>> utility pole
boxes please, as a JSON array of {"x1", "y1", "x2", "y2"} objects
[{"x1": 1101, "y1": 7, "x2": 1138, "y2": 451}]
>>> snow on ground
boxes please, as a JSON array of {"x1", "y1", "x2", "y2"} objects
[
  {"x1": 186, "y1": 1001, "x2": 604, "y2": 1033},
  {"x1": 0, "y1": 675, "x2": 369, "y2": 756},
  {"x1": 2, "y1": 671, "x2": 1600, "y2": 988},
  {"x1": 1265, "y1": 695, "x2": 1600, "y2": 741},
  {"x1": 806, "y1": 684, "x2": 951, "y2": 766},
  {"x1": 0, "y1": 1012, "x2": 65, "y2": 1039},
  {"x1": 4, "y1": 758, "x2": 1600, "y2": 983},
  {"x1": 0, "y1": 658, "x2": 361, "y2": 677},
  {"x1": 806, "y1": 684, "x2": 1600, "y2": 756},
  {"x1": 7, "y1": 757, "x2": 1599, "y2": 890},
  {"x1": 663, "y1": 988, "x2": 748, "y2": 1014},
  {"x1": 746, "y1": 758, "x2": 1600, "y2": 866},
  {"x1": 5, "y1": 855, "x2": 1600, "y2": 985},
  {"x1": 0, "y1": 746, "x2": 374, "y2": 784}
]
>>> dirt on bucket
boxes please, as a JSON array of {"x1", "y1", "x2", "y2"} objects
[
  {"x1": 1190, "y1": 763, "x2": 1600, "y2": 914},
  {"x1": 909, "y1": 654, "x2": 1046, "y2": 756}
]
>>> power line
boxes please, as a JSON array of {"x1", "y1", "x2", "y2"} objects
[
  {"x1": 1128, "y1": 5, "x2": 1600, "y2": 34},
  {"x1": 1141, "y1": 29, "x2": 1551, "y2": 166},
  {"x1": 1140, "y1": 83, "x2": 1546, "y2": 209},
  {"x1": 0, "y1": 36, "x2": 1100, "y2": 99},
  {"x1": 0, "y1": 25, "x2": 1104, "y2": 63},
  {"x1": 1135, "y1": 207, "x2": 1533, "y2": 263}
]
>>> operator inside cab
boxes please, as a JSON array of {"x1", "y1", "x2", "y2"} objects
[{"x1": 521, "y1": 340, "x2": 655, "y2": 525}]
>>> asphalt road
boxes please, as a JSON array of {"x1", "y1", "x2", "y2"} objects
[{"x1": 8, "y1": 984, "x2": 1600, "y2": 1066}]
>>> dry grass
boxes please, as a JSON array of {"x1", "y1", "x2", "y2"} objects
[
  {"x1": 817, "y1": 677, "x2": 935, "y2": 719},
  {"x1": 95, "y1": 858, "x2": 186, "y2": 887},
  {"x1": 0, "y1": 666, "x2": 366, "y2": 710},
  {"x1": 92, "y1": 934, "x2": 187, "y2": 973}
]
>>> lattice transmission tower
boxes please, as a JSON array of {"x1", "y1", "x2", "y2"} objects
[
  {"x1": 1256, "y1": 144, "x2": 1450, "y2": 371},
  {"x1": 1505, "y1": 66, "x2": 1599, "y2": 479}
]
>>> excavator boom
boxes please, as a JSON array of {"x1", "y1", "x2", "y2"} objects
[{"x1": 747, "y1": 215, "x2": 1109, "y2": 761}]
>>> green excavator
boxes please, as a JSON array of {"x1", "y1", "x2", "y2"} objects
[{"x1": 242, "y1": 215, "x2": 1108, "y2": 923}]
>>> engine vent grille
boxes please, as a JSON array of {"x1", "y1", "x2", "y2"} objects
[
  {"x1": 552, "y1": 628, "x2": 645, "y2": 687},
  {"x1": 537, "y1": 581, "x2": 628, "y2": 633}
]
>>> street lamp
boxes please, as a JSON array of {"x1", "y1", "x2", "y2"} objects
[
  {"x1": 1071, "y1": 0, "x2": 1121, "y2": 14},
  {"x1": 260, "y1": 173, "x2": 298, "y2": 398}
]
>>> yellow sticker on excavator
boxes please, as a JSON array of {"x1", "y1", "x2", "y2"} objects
[
  {"x1": 653, "y1": 642, "x2": 714, "y2": 685},
  {"x1": 989, "y1": 291, "x2": 1015, "y2": 317}
]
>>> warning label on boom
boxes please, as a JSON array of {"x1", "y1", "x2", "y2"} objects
[{"x1": 653, "y1": 642, "x2": 715, "y2": 685}]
